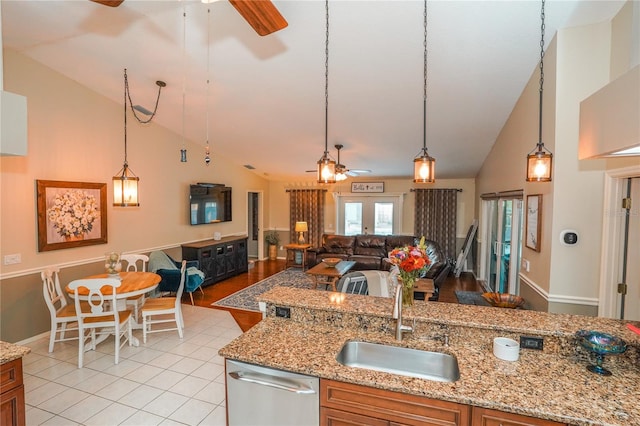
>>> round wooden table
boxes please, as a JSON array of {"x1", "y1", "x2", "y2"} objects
[{"x1": 65, "y1": 271, "x2": 161, "y2": 347}]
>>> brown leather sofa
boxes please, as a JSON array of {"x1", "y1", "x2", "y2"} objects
[{"x1": 306, "y1": 234, "x2": 451, "y2": 299}]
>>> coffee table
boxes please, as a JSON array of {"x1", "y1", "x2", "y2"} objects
[{"x1": 306, "y1": 260, "x2": 356, "y2": 291}]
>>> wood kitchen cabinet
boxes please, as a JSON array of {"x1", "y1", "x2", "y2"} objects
[
  {"x1": 320, "y1": 379, "x2": 471, "y2": 426},
  {"x1": 0, "y1": 358, "x2": 25, "y2": 426},
  {"x1": 182, "y1": 236, "x2": 248, "y2": 286},
  {"x1": 471, "y1": 407, "x2": 567, "y2": 426}
]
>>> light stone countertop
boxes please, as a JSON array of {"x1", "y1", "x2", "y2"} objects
[
  {"x1": 1, "y1": 341, "x2": 31, "y2": 364},
  {"x1": 219, "y1": 287, "x2": 640, "y2": 426}
]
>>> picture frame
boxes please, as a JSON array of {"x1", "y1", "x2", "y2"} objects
[
  {"x1": 525, "y1": 194, "x2": 542, "y2": 252},
  {"x1": 351, "y1": 182, "x2": 384, "y2": 193},
  {"x1": 36, "y1": 180, "x2": 108, "y2": 252}
]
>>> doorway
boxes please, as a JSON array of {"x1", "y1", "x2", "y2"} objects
[
  {"x1": 480, "y1": 194, "x2": 523, "y2": 293},
  {"x1": 247, "y1": 191, "x2": 263, "y2": 260},
  {"x1": 600, "y1": 169, "x2": 640, "y2": 321},
  {"x1": 334, "y1": 194, "x2": 404, "y2": 235}
]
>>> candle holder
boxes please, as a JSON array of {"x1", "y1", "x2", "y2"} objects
[{"x1": 576, "y1": 330, "x2": 626, "y2": 376}]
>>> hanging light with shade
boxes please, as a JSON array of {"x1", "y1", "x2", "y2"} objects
[
  {"x1": 413, "y1": 0, "x2": 435, "y2": 184},
  {"x1": 526, "y1": 0, "x2": 553, "y2": 182},
  {"x1": 204, "y1": 6, "x2": 212, "y2": 166},
  {"x1": 113, "y1": 69, "x2": 165, "y2": 207},
  {"x1": 317, "y1": 0, "x2": 336, "y2": 184},
  {"x1": 180, "y1": 5, "x2": 187, "y2": 163}
]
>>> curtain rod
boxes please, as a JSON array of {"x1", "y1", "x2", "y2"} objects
[
  {"x1": 285, "y1": 189, "x2": 328, "y2": 192},
  {"x1": 410, "y1": 188, "x2": 462, "y2": 192}
]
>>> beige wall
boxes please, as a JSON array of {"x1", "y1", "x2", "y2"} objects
[
  {"x1": 0, "y1": 50, "x2": 271, "y2": 342},
  {"x1": 476, "y1": 2, "x2": 637, "y2": 316}
]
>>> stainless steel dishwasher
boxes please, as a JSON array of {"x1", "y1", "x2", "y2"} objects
[{"x1": 226, "y1": 359, "x2": 320, "y2": 426}]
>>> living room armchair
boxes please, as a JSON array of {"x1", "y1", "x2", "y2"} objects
[{"x1": 149, "y1": 251, "x2": 205, "y2": 305}]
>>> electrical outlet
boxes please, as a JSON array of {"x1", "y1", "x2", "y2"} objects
[
  {"x1": 520, "y1": 336, "x2": 543, "y2": 350},
  {"x1": 275, "y1": 306, "x2": 291, "y2": 318},
  {"x1": 3, "y1": 253, "x2": 21, "y2": 265}
]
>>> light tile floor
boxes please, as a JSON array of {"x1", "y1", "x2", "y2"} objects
[{"x1": 22, "y1": 305, "x2": 243, "y2": 425}]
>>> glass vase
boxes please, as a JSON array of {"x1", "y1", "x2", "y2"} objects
[{"x1": 398, "y1": 276, "x2": 415, "y2": 307}]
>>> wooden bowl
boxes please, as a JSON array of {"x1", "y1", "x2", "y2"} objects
[
  {"x1": 481, "y1": 292, "x2": 525, "y2": 309},
  {"x1": 322, "y1": 258, "x2": 342, "y2": 268}
]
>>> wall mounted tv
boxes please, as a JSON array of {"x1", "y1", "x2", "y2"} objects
[{"x1": 189, "y1": 183, "x2": 232, "y2": 225}]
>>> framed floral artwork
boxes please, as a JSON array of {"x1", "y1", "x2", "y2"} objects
[
  {"x1": 36, "y1": 180, "x2": 108, "y2": 252},
  {"x1": 526, "y1": 194, "x2": 542, "y2": 252}
]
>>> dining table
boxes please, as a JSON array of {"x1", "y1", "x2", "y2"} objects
[{"x1": 65, "y1": 271, "x2": 161, "y2": 347}]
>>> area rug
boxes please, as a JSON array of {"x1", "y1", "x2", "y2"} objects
[
  {"x1": 211, "y1": 268, "x2": 317, "y2": 312},
  {"x1": 454, "y1": 291, "x2": 491, "y2": 306}
]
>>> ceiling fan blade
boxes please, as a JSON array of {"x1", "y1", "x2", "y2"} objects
[
  {"x1": 90, "y1": 0, "x2": 124, "y2": 7},
  {"x1": 347, "y1": 169, "x2": 372, "y2": 176},
  {"x1": 228, "y1": 0, "x2": 288, "y2": 36}
]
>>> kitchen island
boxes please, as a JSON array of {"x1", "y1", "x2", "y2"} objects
[{"x1": 219, "y1": 287, "x2": 640, "y2": 426}]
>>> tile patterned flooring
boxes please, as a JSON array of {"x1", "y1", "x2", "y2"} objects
[{"x1": 22, "y1": 305, "x2": 242, "y2": 425}]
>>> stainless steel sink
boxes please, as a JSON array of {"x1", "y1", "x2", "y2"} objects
[{"x1": 336, "y1": 341, "x2": 460, "y2": 382}]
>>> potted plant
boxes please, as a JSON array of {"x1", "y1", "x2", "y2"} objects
[{"x1": 265, "y1": 230, "x2": 280, "y2": 260}]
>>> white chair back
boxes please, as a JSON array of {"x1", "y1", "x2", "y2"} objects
[
  {"x1": 68, "y1": 277, "x2": 132, "y2": 368},
  {"x1": 68, "y1": 278, "x2": 122, "y2": 323},
  {"x1": 120, "y1": 254, "x2": 149, "y2": 272},
  {"x1": 42, "y1": 266, "x2": 66, "y2": 313},
  {"x1": 41, "y1": 266, "x2": 80, "y2": 352}
]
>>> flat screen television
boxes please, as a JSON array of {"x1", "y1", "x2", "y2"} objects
[{"x1": 189, "y1": 183, "x2": 232, "y2": 225}]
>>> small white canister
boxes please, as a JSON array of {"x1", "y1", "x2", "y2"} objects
[{"x1": 493, "y1": 337, "x2": 520, "y2": 361}]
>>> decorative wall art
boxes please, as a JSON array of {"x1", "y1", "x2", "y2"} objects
[
  {"x1": 526, "y1": 194, "x2": 542, "y2": 252},
  {"x1": 351, "y1": 182, "x2": 384, "y2": 193},
  {"x1": 36, "y1": 180, "x2": 107, "y2": 252}
]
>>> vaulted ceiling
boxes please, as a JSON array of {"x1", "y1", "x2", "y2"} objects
[{"x1": 1, "y1": 0, "x2": 626, "y2": 181}]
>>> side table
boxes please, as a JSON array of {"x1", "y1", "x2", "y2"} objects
[{"x1": 284, "y1": 244, "x2": 311, "y2": 271}]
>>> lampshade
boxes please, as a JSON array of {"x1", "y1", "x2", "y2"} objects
[
  {"x1": 113, "y1": 164, "x2": 139, "y2": 206},
  {"x1": 526, "y1": 145, "x2": 553, "y2": 182},
  {"x1": 295, "y1": 221, "x2": 308, "y2": 244},
  {"x1": 317, "y1": 156, "x2": 336, "y2": 184},
  {"x1": 413, "y1": 149, "x2": 436, "y2": 183}
]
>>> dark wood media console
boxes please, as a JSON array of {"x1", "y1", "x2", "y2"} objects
[{"x1": 182, "y1": 236, "x2": 248, "y2": 286}]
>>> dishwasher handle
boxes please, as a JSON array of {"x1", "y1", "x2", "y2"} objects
[{"x1": 228, "y1": 371, "x2": 317, "y2": 395}]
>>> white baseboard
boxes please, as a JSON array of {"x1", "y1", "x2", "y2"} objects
[{"x1": 519, "y1": 274, "x2": 599, "y2": 306}]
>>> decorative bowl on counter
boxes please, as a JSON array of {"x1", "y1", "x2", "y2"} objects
[
  {"x1": 576, "y1": 330, "x2": 626, "y2": 376},
  {"x1": 481, "y1": 292, "x2": 525, "y2": 309},
  {"x1": 322, "y1": 258, "x2": 342, "y2": 268}
]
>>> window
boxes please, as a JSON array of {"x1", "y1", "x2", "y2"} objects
[{"x1": 336, "y1": 194, "x2": 404, "y2": 235}]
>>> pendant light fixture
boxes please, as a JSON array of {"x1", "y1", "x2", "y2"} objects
[
  {"x1": 113, "y1": 69, "x2": 165, "y2": 206},
  {"x1": 204, "y1": 6, "x2": 212, "y2": 166},
  {"x1": 180, "y1": 5, "x2": 187, "y2": 163},
  {"x1": 317, "y1": 0, "x2": 336, "y2": 184},
  {"x1": 413, "y1": 0, "x2": 435, "y2": 183},
  {"x1": 526, "y1": 0, "x2": 553, "y2": 182}
]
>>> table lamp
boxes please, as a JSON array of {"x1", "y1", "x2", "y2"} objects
[{"x1": 295, "y1": 221, "x2": 308, "y2": 244}]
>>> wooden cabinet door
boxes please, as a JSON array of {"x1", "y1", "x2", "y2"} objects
[
  {"x1": 321, "y1": 407, "x2": 388, "y2": 426},
  {"x1": 472, "y1": 407, "x2": 567, "y2": 426},
  {"x1": 321, "y1": 379, "x2": 470, "y2": 426},
  {"x1": 0, "y1": 358, "x2": 25, "y2": 426}
]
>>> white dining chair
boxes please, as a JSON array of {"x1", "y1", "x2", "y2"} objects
[
  {"x1": 121, "y1": 253, "x2": 149, "y2": 321},
  {"x1": 41, "y1": 266, "x2": 80, "y2": 352},
  {"x1": 141, "y1": 260, "x2": 186, "y2": 343},
  {"x1": 68, "y1": 278, "x2": 133, "y2": 368}
]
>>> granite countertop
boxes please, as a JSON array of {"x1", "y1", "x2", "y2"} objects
[
  {"x1": 1, "y1": 341, "x2": 31, "y2": 364},
  {"x1": 219, "y1": 287, "x2": 640, "y2": 426}
]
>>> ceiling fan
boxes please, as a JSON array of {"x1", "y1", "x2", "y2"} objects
[
  {"x1": 90, "y1": 0, "x2": 288, "y2": 36},
  {"x1": 306, "y1": 144, "x2": 372, "y2": 180}
]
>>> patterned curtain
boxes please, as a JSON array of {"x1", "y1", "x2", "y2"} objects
[
  {"x1": 414, "y1": 189, "x2": 458, "y2": 261},
  {"x1": 288, "y1": 189, "x2": 326, "y2": 247}
]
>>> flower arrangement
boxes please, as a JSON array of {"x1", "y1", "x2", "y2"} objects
[
  {"x1": 388, "y1": 236, "x2": 432, "y2": 305},
  {"x1": 265, "y1": 230, "x2": 280, "y2": 245},
  {"x1": 46, "y1": 189, "x2": 99, "y2": 239}
]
